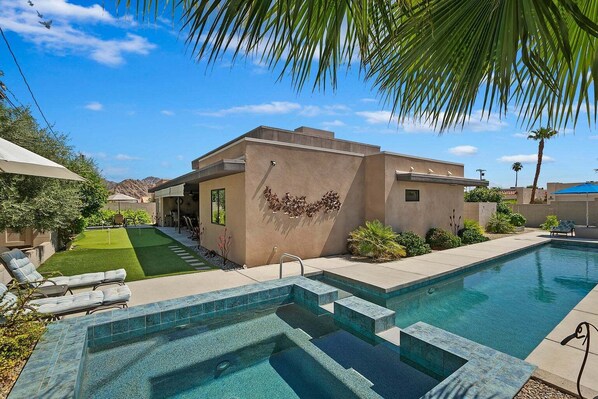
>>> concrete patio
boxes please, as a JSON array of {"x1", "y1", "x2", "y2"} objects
[{"x1": 128, "y1": 227, "x2": 598, "y2": 397}]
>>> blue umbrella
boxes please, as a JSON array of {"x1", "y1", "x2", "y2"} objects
[{"x1": 553, "y1": 182, "x2": 598, "y2": 227}]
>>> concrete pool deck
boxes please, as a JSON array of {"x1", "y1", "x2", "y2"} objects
[{"x1": 143, "y1": 228, "x2": 598, "y2": 397}]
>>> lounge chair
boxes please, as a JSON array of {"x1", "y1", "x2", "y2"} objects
[
  {"x1": 0, "y1": 283, "x2": 130, "y2": 320},
  {"x1": 550, "y1": 220, "x2": 576, "y2": 237},
  {"x1": 0, "y1": 248, "x2": 126, "y2": 291}
]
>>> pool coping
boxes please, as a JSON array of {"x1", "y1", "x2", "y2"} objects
[{"x1": 9, "y1": 276, "x2": 537, "y2": 399}]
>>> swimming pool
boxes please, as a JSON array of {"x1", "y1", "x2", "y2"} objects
[
  {"x1": 320, "y1": 242, "x2": 598, "y2": 359},
  {"x1": 77, "y1": 304, "x2": 439, "y2": 399}
]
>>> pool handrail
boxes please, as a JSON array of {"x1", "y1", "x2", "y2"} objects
[{"x1": 279, "y1": 253, "x2": 305, "y2": 279}]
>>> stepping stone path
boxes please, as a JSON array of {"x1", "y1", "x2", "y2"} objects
[{"x1": 167, "y1": 245, "x2": 210, "y2": 270}]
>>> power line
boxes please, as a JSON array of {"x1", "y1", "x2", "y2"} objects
[{"x1": 0, "y1": 25, "x2": 57, "y2": 136}]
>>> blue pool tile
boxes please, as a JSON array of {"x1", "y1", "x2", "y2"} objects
[
  {"x1": 146, "y1": 312, "x2": 161, "y2": 327},
  {"x1": 93, "y1": 323, "x2": 111, "y2": 340},
  {"x1": 111, "y1": 318, "x2": 129, "y2": 335},
  {"x1": 129, "y1": 316, "x2": 146, "y2": 331},
  {"x1": 176, "y1": 307, "x2": 190, "y2": 320},
  {"x1": 161, "y1": 310, "x2": 176, "y2": 323}
]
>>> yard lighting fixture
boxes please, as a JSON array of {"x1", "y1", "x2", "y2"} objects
[
  {"x1": 476, "y1": 169, "x2": 486, "y2": 180},
  {"x1": 270, "y1": 160, "x2": 276, "y2": 166}
]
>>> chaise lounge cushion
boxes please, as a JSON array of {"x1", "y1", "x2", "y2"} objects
[
  {"x1": 1, "y1": 249, "x2": 127, "y2": 288},
  {"x1": 29, "y1": 291, "x2": 104, "y2": 314},
  {"x1": 100, "y1": 285, "x2": 131, "y2": 305},
  {"x1": 0, "y1": 284, "x2": 18, "y2": 309}
]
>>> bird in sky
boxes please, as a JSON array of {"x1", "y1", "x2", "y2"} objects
[{"x1": 39, "y1": 20, "x2": 52, "y2": 29}]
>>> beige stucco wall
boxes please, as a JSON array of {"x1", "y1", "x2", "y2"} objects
[
  {"x1": 193, "y1": 141, "x2": 246, "y2": 170},
  {"x1": 369, "y1": 154, "x2": 466, "y2": 236},
  {"x1": 463, "y1": 202, "x2": 497, "y2": 227},
  {"x1": 199, "y1": 173, "x2": 246, "y2": 265},
  {"x1": 243, "y1": 141, "x2": 366, "y2": 267},
  {"x1": 511, "y1": 200, "x2": 598, "y2": 227}
]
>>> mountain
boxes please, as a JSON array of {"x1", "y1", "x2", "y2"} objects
[{"x1": 104, "y1": 176, "x2": 167, "y2": 202}]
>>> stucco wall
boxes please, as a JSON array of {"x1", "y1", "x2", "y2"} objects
[
  {"x1": 511, "y1": 200, "x2": 598, "y2": 227},
  {"x1": 379, "y1": 154, "x2": 465, "y2": 236},
  {"x1": 463, "y1": 202, "x2": 497, "y2": 227},
  {"x1": 199, "y1": 173, "x2": 246, "y2": 265},
  {"x1": 243, "y1": 141, "x2": 366, "y2": 267},
  {"x1": 194, "y1": 141, "x2": 246, "y2": 170}
]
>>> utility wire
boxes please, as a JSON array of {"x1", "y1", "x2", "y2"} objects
[{"x1": 0, "y1": 25, "x2": 57, "y2": 136}]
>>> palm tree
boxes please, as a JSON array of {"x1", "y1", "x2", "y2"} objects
[
  {"x1": 511, "y1": 162, "x2": 523, "y2": 187},
  {"x1": 528, "y1": 127, "x2": 558, "y2": 203},
  {"x1": 124, "y1": 1, "x2": 598, "y2": 131}
]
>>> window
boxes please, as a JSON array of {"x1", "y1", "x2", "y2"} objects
[
  {"x1": 211, "y1": 189, "x2": 226, "y2": 225},
  {"x1": 405, "y1": 189, "x2": 420, "y2": 202}
]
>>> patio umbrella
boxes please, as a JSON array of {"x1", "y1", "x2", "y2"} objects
[
  {"x1": 0, "y1": 137, "x2": 84, "y2": 181},
  {"x1": 107, "y1": 193, "x2": 137, "y2": 213},
  {"x1": 553, "y1": 182, "x2": 598, "y2": 227}
]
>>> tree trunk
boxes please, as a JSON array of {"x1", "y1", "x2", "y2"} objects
[
  {"x1": 530, "y1": 139, "x2": 544, "y2": 203},
  {"x1": 515, "y1": 171, "x2": 518, "y2": 187}
]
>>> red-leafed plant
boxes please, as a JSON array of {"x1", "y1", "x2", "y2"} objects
[{"x1": 217, "y1": 228, "x2": 232, "y2": 265}]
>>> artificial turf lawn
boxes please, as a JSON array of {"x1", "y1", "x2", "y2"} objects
[{"x1": 38, "y1": 228, "x2": 215, "y2": 282}]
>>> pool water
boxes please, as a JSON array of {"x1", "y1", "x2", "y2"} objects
[
  {"x1": 387, "y1": 243, "x2": 598, "y2": 359},
  {"x1": 78, "y1": 304, "x2": 439, "y2": 399}
]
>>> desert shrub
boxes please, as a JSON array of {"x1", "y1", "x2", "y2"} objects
[
  {"x1": 460, "y1": 229, "x2": 490, "y2": 244},
  {"x1": 0, "y1": 285, "x2": 47, "y2": 395},
  {"x1": 425, "y1": 228, "x2": 461, "y2": 250},
  {"x1": 540, "y1": 215, "x2": 559, "y2": 230},
  {"x1": 496, "y1": 201, "x2": 513, "y2": 216},
  {"x1": 122, "y1": 209, "x2": 152, "y2": 224},
  {"x1": 486, "y1": 213, "x2": 515, "y2": 233},
  {"x1": 462, "y1": 219, "x2": 484, "y2": 234},
  {"x1": 464, "y1": 187, "x2": 503, "y2": 203},
  {"x1": 348, "y1": 220, "x2": 406, "y2": 261},
  {"x1": 396, "y1": 231, "x2": 431, "y2": 257},
  {"x1": 510, "y1": 213, "x2": 527, "y2": 227}
]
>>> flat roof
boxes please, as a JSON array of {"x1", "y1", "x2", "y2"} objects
[
  {"x1": 396, "y1": 172, "x2": 488, "y2": 186},
  {"x1": 149, "y1": 159, "x2": 245, "y2": 192}
]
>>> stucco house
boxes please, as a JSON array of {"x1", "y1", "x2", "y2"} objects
[{"x1": 150, "y1": 126, "x2": 487, "y2": 267}]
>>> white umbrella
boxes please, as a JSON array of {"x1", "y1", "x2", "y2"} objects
[
  {"x1": 0, "y1": 137, "x2": 84, "y2": 181},
  {"x1": 108, "y1": 193, "x2": 137, "y2": 213}
]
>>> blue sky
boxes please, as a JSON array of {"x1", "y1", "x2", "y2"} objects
[{"x1": 0, "y1": 0, "x2": 596, "y2": 188}]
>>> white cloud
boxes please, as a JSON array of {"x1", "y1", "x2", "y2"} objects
[
  {"x1": 0, "y1": 0, "x2": 155, "y2": 66},
  {"x1": 114, "y1": 153, "x2": 141, "y2": 161},
  {"x1": 103, "y1": 166, "x2": 129, "y2": 177},
  {"x1": 200, "y1": 101, "x2": 350, "y2": 118},
  {"x1": 81, "y1": 151, "x2": 106, "y2": 159},
  {"x1": 356, "y1": 109, "x2": 506, "y2": 133},
  {"x1": 176, "y1": 155, "x2": 184, "y2": 161},
  {"x1": 360, "y1": 98, "x2": 377, "y2": 103},
  {"x1": 84, "y1": 101, "x2": 103, "y2": 111},
  {"x1": 512, "y1": 132, "x2": 528, "y2": 138},
  {"x1": 321, "y1": 120, "x2": 345, "y2": 128},
  {"x1": 161, "y1": 110, "x2": 175, "y2": 116},
  {"x1": 160, "y1": 161, "x2": 171, "y2": 168},
  {"x1": 199, "y1": 101, "x2": 301, "y2": 117},
  {"x1": 448, "y1": 145, "x2": 478, "y2": 156},
  {"x1": 498, "y1": 154, "x2": 554, "y2": 164},
  {"x1": 356, "y1": 110, "x2": 397, "y2": 125}
]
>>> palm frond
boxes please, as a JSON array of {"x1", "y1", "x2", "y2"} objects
[{"x1": 121, "y1": 0, "x2": 598, "y2": 131}]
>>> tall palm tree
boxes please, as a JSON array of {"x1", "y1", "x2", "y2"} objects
[
  {"x1": 124, "y1": 1, "x2": 598, "y2": 131},
  {"x1": 528, "y1": 127, "x2": 558, "y2": 203},
  {"x1": 511, "y1": 162, "x2": 523, "y2": 187}
]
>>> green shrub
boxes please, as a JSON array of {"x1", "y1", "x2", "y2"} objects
[
  {"x1": 122, "y1": 209, "x2": 152, "y2": 224},
  {"x1": 486, "y1": 213, "x2": 515, "y2": 233},
  {"x1": 510, "y1": 213, "x2": 527, "y2": 227},
  {"x1": 460, "y1": 229, "x2": 490, "y2": 244},
  {"x1": 396, "y1": 231, "x2": 431, "y2": 257},
  {"x1": 85, "y1": 209, "x2": 116, "y2": 226},
  {"x1": 462, "y1": 219, "x2": 484, "y2": 234},
  {"x1": 496, "y1": 201, "x2": 513, "y2": 215},
  {"x1": 0, "y1": 285, "x2": 47, "y2": 394},
  {"x1": 425, "y1": 228, "x2": 461, "y2": 250},
  {"x1": 464, "y1": 187, "x2": 503, "y2": 203},
  {"x1": 540, "y1": 215, "x2": 559, "y2": 231},
  {"x1": 348, "y1": 220, "x2": 406, "y2": 261}
]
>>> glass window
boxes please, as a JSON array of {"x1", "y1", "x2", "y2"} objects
[
  {"x1": 211, "y1": 189, "x2": 226, "y2": 225},
  {"x1": 405, "y1": 189, "x2": 420, "y2": 202}
]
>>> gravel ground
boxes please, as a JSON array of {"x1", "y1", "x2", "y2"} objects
[
  {"x1": 515, "y1": 379, "x2": 576, "y2": 399},
  {"x1": 193, "y1": 245, "x2": 243, "y2": 271}
]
